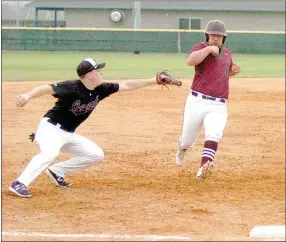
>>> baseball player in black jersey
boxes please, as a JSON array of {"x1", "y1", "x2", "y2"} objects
[{"x1": 9, "y1": 58, "x2": 160, "y2": 198}]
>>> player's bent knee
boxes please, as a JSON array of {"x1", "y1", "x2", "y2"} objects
[
  {"x1": 97, "y1": 149, "x2": 104, "y2": 161},
  {"x1": 87, "y1": 148, "x2": 104, "y2": 162}
]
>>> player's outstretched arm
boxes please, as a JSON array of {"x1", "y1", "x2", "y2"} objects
[
  {"x1": 118, "y1": 77, "x2": 156, "y2": 92},
  {"x1": 16, "y1": 84, "x2": 55, "y2": 107},
  {"x1": 118, "y1": 71, "x2": 182, "y2": 92}
]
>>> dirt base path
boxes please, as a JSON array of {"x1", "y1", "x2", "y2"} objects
[{"x1": 2, "y1": 78, "x2": 285, "y2": 241}]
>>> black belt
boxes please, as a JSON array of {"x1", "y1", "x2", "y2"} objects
[
  {"x1": 191, "y1": 91, "x2": 226, "y2": 103},
  {"x1": 47, "y1": 119, "x2": 70, "y2": 132}
]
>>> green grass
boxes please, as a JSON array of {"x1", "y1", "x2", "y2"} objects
[{"x1": 2, "y1": 51, "x2": 285, "y2": 82}]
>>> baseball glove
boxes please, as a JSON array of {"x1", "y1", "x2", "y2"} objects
[{"x1": 156, "y1": 70, "x2": 182, "y2": 89}]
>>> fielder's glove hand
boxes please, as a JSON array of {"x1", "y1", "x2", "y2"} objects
[{"x1": 156, "y1": 70, "x2": 182, "y2": 89}]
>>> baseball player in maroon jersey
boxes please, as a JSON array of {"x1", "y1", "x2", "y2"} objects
[
  {"x1": 176, "y1": 20, "x2": 240, "y2": 182},
  {"x1": 9, "y1": 58, "x2": 164, "y2": 198}
]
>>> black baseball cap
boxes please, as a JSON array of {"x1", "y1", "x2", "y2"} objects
[{"x1": 76, "y1": 58, "x2": 106, "y2": 76}]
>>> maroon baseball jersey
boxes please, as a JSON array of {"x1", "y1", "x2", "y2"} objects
[{"x1": 189, "y1": 42, "x2": 233, "y2": 99}]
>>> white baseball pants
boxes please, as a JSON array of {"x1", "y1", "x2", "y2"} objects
[
  {"x1": 17, "y1": 117, "x2": 104, "y2": 187},
  {"x1": 179, "y1": 91, "x2": 228, "y2": 149}
]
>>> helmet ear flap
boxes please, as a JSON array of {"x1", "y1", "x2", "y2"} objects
[
  {"x1": 205, "y1": 33, "x2": 209, "y2": 42},
  {"x1": 223, "y1": 36, "x2": 226, "y2": 44}
]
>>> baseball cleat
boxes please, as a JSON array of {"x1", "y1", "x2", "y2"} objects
[
  {"x1": 196, "y1": 161, "x2": 214, "y2": 182},
  {"x1": 46, "y1": 169, "x2": 71, "y2": 187},
  {"x1": 176, "y1": 146, "x2": 188, "y2": 165},
  {"x1": 9, "y1": 180, "x2": 32, "y2": 198}
]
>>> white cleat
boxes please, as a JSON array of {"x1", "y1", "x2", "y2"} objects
[
  {"x1": 176, "y1": 147, "x2": 188, "y2": 165},
  {"x1": 196, "y1": 161, "x2": 214, "y2": 182}
]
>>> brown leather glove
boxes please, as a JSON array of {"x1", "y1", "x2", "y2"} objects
[{"x1": 156, "y1": 71, "x2": 182, "y2": 88}]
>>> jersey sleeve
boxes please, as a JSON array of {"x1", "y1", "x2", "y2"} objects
[
  {"x1": 98, "y1": 82, "x2": 119, "y2": 100},
  {"x1": 50, "y1": 81, "x2": 74, "y2": 99},
  {"x1": 190, "y1": 42, "x2": 207, "y2": 53}
]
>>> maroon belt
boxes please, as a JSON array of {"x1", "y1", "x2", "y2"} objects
[{"x1": 191, "y1": 91, "x2": 226, "y2": 103}]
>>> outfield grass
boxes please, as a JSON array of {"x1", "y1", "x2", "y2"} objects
[{"x1": 2, "y1": 51, "x2": 285, "y2": 82}]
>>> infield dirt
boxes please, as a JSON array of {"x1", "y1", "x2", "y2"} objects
[{"x1": 2, "y1": 78, "x2": 285, "y2": 241}]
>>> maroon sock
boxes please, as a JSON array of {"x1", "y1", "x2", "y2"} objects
[{"x1": 201, "y1": 140, "x2": 218, "y2": 167}]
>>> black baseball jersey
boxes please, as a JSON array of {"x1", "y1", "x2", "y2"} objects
[{"x1": 44, "y1": 80, "x2": 119, "y2": 132}]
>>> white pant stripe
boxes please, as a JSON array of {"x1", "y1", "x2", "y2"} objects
[
  {"x1": 203, "y1": 151, "x2": 215, "y2": 157},
  {"x1": 202, "y1": 154, "x2": 214, "y2": 160},
  {"x1": 203, "y1": 148, "x2": 216, "y2": 153}
]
